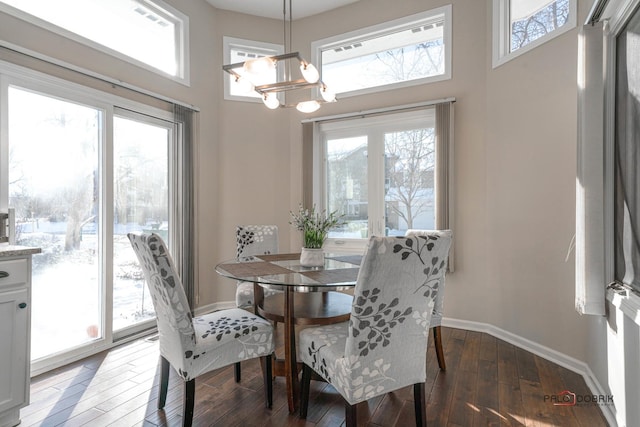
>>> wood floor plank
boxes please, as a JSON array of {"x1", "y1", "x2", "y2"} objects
[
  {"x1": 459, "y1": 330, "x2": 482, "y2": 373},
  {"x1": 519, "y1": 378, "x2": 559, "y2": 426},
  {"x1": 534, "y1": 355, "x2": 580, "y2": 427},
  {"x1": 555, "y1": 364, "x2": 610, "y2": 427},
  {"x1": 498, "y1": 381, "x2": 527, "y2": 426},
  {"x1": 24, "y1": 327, "x2": 610, "y2": 427},
  {"x1": 514, "y1": 347, "x2": 540, "y2": 384},
  {"x1": 426, "y1": 327, "x2": 464, "y2": 426},
  {"x1": 474, "y1": 359, "x2": 500, "y2": 427},
  {"x1": 497, "y1": 339, "x2": 520, "y2": 387}
]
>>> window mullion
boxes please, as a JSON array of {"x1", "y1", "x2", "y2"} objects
[{"x1": 369, "y1": 131, "x2": 385, "y2": 237}]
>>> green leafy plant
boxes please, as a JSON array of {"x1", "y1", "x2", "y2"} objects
[{"x1": 290, "y1": 204, "x2": 345, "y2": 249}]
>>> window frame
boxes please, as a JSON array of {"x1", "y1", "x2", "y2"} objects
[
  {"x1": 0, "y1": 0, "x2": 190, "y2": 85},
  {"x1": 492, "y1": 0, "x2": 577, "y2": 68},
  {"x1": 311, "y1": 5, "x2": 452, "y2": 99},
  {"x1": 222, "y1": 36, "x2": 284, "y2": 103}
]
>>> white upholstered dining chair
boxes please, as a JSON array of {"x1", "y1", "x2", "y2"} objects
[
  {"x1": 406, "y1": 229, "x2": 453, "y2": 371},
  {"x1": 234, "y1": 225, "x2": 282, "y2": 381},
  {"x1": 235, "y1": 225, "x2": 282, "y2": 308},
  {"x1": 298, "y1": 234, "x2": 452, "y2": 427},
  {"x1": 128, "y1": 232, "x2": 274, "y2": 427}
]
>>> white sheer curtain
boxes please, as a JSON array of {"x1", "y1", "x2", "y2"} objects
[{"x1": 575, "y1": 22, "x2": 606, "y2": 315}]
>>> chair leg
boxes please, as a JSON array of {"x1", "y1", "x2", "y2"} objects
[
  {"x1": 263, "y1": 354, "x2": 273, "y2": 408},
  {"x1": 158, "y1": 356, "x2": 170, "y2": 410},
  {"x1": 414, "y1": 382, "x2": 427, "y2": 427},
  {"x1": 344, "y1": 400, "x2": 358, "y2": 427},
  {"x1": 299, "y1": 364, "x2": 312, "y2": 418},
  {"x1": 183, "y1": 379, "x2": 195, "y2": 427},
  {"x1": 235, "y1": 361, "x2": 241, "y2": 382},
  {"x1": 433, "y1": 326, "x2": 446, "y2": 371}
]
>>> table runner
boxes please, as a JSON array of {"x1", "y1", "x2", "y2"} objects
[
  {"x1": 219, "y1": 261, "x2": 292, "y2": 277},
  {"x1": 256, "y1": 253, "x2": 300, "y2": 262},
  {"x1": 299, "y1": 267, "x2": 359, "y2": 284}
]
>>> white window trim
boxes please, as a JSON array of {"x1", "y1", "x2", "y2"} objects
[
  {"x1": 222, "y1": 36, "x2": 284, "y2": 103},
  {"x1": 492, "y1": 0, "x2": 577, "y2": 68},
  {"x1": 311, "y1": 5, "x2": 452, "y2": 99},
  {"x1": 0, "y1": 0, "x2": 191, "y2": 86}
]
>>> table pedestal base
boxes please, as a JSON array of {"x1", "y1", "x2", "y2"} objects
[{"x1": 255, "y1": 288, "x2": 353, "y2": 413}]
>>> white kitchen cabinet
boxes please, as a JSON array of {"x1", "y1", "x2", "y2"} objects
[{"x1": 0, "y1": 248, "x2": 39, "y2": 427}]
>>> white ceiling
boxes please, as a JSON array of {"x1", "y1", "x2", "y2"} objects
[{"x1": 204, "y1": 0, "x2": 360, "y2": 20}]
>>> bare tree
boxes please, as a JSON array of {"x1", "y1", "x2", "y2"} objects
[
  {"x1": 511, "y1": 0, "x2": 569, "y2": 50},
  {"x1": 385, "y1": 128, "x2": 435, "y2": 229},
  {"x1": 62, "y1": 172, "x2": 95, "y2": 251},
  {"x1": 45, "y1": 111, "x2": 98, "y2": 251},
  {"x1": 375, "y1": 41, "x2": 444, "y2": 83}
]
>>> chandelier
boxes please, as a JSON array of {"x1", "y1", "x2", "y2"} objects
[{"x1": 222, "y1": 0, "x2": 336, "y2": 113}]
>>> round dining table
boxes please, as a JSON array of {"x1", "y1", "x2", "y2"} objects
[{"x1": 215, "y1": 252, "x2": 362, "y2": 413}]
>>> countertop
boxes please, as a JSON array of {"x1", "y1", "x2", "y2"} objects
[{"x1": 0, "y1": 245, "x2": 42, "y2": 257}]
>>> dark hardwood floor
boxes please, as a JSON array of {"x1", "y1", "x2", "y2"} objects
[{"x1": 23, "y1": 327, "x2": 609, "y2": 426}]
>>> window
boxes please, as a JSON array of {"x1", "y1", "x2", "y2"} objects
[
  {"x1": 310, "y1": 102, "x2": 453, "y2": 253},
  {"x1": 311, "y1": 6, "x2": 452, "y2": 97},
  {"x1": 493, "y1": 0, "x2": 576, "y2": 67},
  {"x1": 0, "y1": 0, "x2": 189, "y2": 83},
  {"x1": 576, "y1": 1, "x2": 640, "y2": 315},
  {"x1": 613, "y1": 5, "x2": 640, "y2": 294},
  {"x1": 222, "y1": 37, "x2": 283, "y2": 102}
]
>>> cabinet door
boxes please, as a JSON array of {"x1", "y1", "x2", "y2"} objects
[{"x1": 0, "y1": 288, "x2": 28, "y2": 412}]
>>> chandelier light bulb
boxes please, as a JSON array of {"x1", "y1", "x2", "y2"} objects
[
  {"x1": 233, "y1": 76, "x2": 254, "y2": 94},
  {"x1": 296, "y1": 100, "x2": 321, "y2": 113},
  {"x1": 262, "y1": 93, "x2": 280, "y2": 109},
  {"x1": 300, "y1": 62, "x2": 320, "y2": 83},
  {"x1": 243, "y1": 56, "x2": 276, "y2": 76},
  {"x1": 321, "y1": 85, "x2": 336, "y2": 102}
]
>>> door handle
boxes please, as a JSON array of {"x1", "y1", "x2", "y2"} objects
[
  {"x1": 18, "y1": 302, "x2": 27, "y2": 309},
  {"x1": 0, "y1": 271, "x2": 9, "y2": 278}
]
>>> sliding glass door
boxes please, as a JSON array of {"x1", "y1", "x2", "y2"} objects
[
  {"x1": 112, "y1": 114, "x2": 170, "y2": 333},
  {"x1": 2, "y1": 73, "x2": 175, "y2": 371},
  {"x1": 8, "y1": 87, "x2": 102, "y2": 360}
]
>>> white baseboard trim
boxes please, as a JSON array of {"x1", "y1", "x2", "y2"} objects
[{"x1": 442, "y1": 317, "x2": 617, "y2": 427}]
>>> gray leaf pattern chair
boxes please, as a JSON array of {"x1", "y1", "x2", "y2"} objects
[
  {"x1": 406, "y1": 229, "x2": 453, "y2": 371},
  {"x1": 298, "y1": 234, "x2": 453, "y2": 427},
  {"x1": 128, "y1": 232, "x2": 274, "y2": 427},
  {"x1": 234, "y1": 225, "x2": 282, "y2": 381},
  {"x1": 235, "y1": 225, "x2": 282, "y2": 308}
]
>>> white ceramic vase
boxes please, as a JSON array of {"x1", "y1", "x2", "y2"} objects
[{"x1": 300, "y1": 247, "x2": 324, "y2": 267}]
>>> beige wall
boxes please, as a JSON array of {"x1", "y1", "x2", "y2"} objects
[{"x1": 0, "y1": 0, "x2": 593, "y2": 363}]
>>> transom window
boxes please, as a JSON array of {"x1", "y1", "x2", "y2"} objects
[
  {"x1": 311, "y1": 6, "x2": 452, "y2": 97},
  {"x1": 0, "y1": 0, "x2": 189, "y2": 82},
  {"x1": 493, "y1": 0, "x2": 576, "y2": 67}
]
